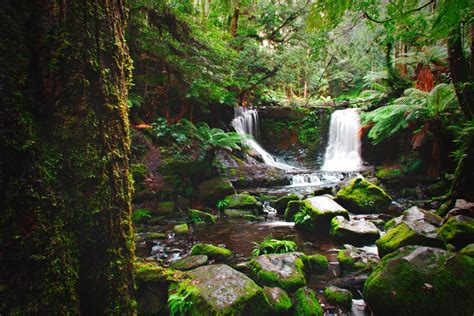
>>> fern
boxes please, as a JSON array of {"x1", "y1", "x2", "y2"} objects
[
  {"x1": 216, "y1": 199, "x2": 228, "y2": 211},
  {"x1": 251, "y1": 236, "x2": 297, "y2": 257},
  {"x1": 168, "y1": 282, "x2": 198, "y2": 316},
  {"x1": 294, "y1": 209, "x2": 315, "y2": 231}
]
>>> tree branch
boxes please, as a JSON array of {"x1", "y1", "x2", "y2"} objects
[{"x1": 363, "y1": 0, "x2": 434, "y2": 24}]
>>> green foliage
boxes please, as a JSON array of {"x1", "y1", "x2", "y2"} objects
[
  {"x1": 251, "y1": 237, "x2": 298, "y2": 257},
  {"x1": 450, "y1": 120, "x2": 474, "y2": 163},
  {"x1": 216, "y1": 199, "x2": 229, "y2": 211},
  {"x1": 168, "y1": 282, "x2": 198, "y2": 316},
  {"x1": 132, "y1": 208, "x2": 152, "y2": 224},
  {"x1": 294, "y1": 209, "x2": 315, "y2": 231},
  {"x1": 362, "y1": 84, "x2": 459, "y2": 144}
]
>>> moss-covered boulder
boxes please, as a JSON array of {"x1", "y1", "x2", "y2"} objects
[
  {"x1": 301, "y1": 254, "x2": 329, "y2": 275},
  {"x1": 198, "y1": 177, "x2": 235, "y2": 205},
  {"x1": 173, "y1": 223, "x2": 189, "y2": 236},
  {"x1": 191, "y1": 243, "x2": 233, "y2": 261},
  {"x1": 331, "y1": 216, "x2": 380, "y2": 246},
  {"x1": 171, "y1": 255, "x2": 208, "y2": 271},
  {"x1": 271, "y1": 194, "x2": 300, "y2": 214},
  {"x1": 189, "y1": 209, "x2": 217, "y2": 224},
  {"x1": 159, "y1": 157, "x2": 212, "y2": 179},
  {"x1": 175, "y1": 264, "x2": 270, "y2": 315},
  {"x1": 293, "y1": 286, "x2": 323, "y2": 316},
  {"x1": 460, "y1": 244, "x2": 474, "y2": 257},
  {"x1": 337, "y1": 245, "x2": 379, "y2": 276},
  {"x1": 302, "y1": 196, "x2": 350, "y2": 233},
  {"x1": 438, "y1": 215, "x2": 474, "y2": 249},
  {"x1": 250, "y1": 253, "x2": 306, "y2": 292},
  {"x1": 324, "y1": 286, "x2": 352, "y2": 310},
  {"x1": 364, "y1": 246, "x2": 474, "y2": 316},
  {"x1": 335, "y1": 178, "x2": 392, "y2": 214},
  {"x1": 153, "y1": 201, "x2": 175, "y2": 216},
  {"x1": 224, "y1": 192, "x2": 262, "y2": 211},
  {"x1": 263, "y1": 287, "x2": 292, "y2": 314},
  {"x1": 284, "y1": 200, "x2": 303, "y2": 221}
]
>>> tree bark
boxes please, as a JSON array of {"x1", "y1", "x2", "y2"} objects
[
  {"x1": 0, "y1": 1, "x2": 135, "y2": 315},
  {"x1": 230, "y1": 6, "x2": 240, "y2": 37}
]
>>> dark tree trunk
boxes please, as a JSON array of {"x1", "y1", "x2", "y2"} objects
[
  {"x1": 447, "y1": 29, "x2": 474, "y2": 120},
  {"x1": 230, "y1": 6, "x2": 240, "y2": 37},
  {"x1": 0, "y1": 1, "x2": 135, "y2": 315}
]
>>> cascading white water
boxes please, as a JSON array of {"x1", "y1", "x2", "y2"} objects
[
  {"x1": 322, "y1": 108, "x2": 362, "y2": 172},
  {"x1": 232, "y1": 107, "x2": 297, "y2": 171}
]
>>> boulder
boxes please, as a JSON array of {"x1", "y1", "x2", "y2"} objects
[
  {"x1": 301, "y1": 254, "x2": 329, "y2": 275},
  {"x1": 189, "y1": 209, "x2": 217, "y2": 224},
  {"x1": 190, "y1": 243, "x2": 233, "y2": 261},
  {"x1": 364, "y1": 246, "x2": 474, "y2": 316},
  {"x1": 271, "y1": 194, "x2": 299, "y2": 214},
  {"x1": 180, "y1": 264, "x2": 270, "y2": 315},
  {"x1": 444, "y1": 199, "x2": 474, "y2": 220},
  {"x1": 324, "y1": 286, "x2": 352, "y2": 310},
  {"x1": 284, "y1": 200, "x2": 303, "y2": 221},
  {"x1": 302, "y1": 196, "x2": 350, "y2": 232},
  {"x1": 171, "y1": 255, "x2": 208, "y2": 271},
  {"x1": 263, "y1": 287, "x2": 292, "y2": 314},
  {"x1": 337, "y1": 245, "x2": 379, "y2": 276},
  {"x1": 250, "y1": 252, "x2": 306, "y2": 292},
  {"x1": 438, "y1": 215, "x2": 474, "y2": 249},
  {"x1": 173, "y1": 223, "x2": 188, "y2": 236},
  {"x1": 293, "y1": 287, "x2": 323, "y2": 316},
  {"x1": 330, "y1": 216, "x2": 380, "y2": 246},
  {"x1": 335, "y1": 178, "x2": 392, "y2": 214},
  {"x1": 224, "y1": 193, "x2": 262, "y2": 211},
  {"x1": 198, "y1": 177, "x2": 235, "y2": 205},
  {"x1": 376, "y1": 207, "x2": 444, "y2": 258}
]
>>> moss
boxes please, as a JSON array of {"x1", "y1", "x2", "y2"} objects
[
  {"x1": 250, "y1": 254, "x2": 306, "y2": 292},
  {"x1": 153, "y1": 201, "x2": 175, "y2": 216},
  {"x1": 284, "y1": 200, "x2": 303, "y2": 221},
  {"x1": 384, "y1": 218, "x2": 397, "y2": 230},
  {"x1": 173, "y1": 223, "x2": 189, "y2": 236},
  {"x1": 190, "y1": 243, "x2": 233, "y2": 261},
  {"x1": 198, "y1": 177, "x2": 235, "y2": 205},
  {"x1": 189, "y1": 209, "x2": 217, "y2": 224},
  {"x1": 272, "y1": 194, "x2": 300, "y2": 213},
  {"x1": 335, "y1": 178, "x2": 392, "y2": 214},
  {"x1": 438, "y1": 216, "x2": 474, "y2": 249},
  {"x1": 301, "y1": 254, "x2": 329, "y2": 275},
  {"x1": 146, "y1": 232, "x2": 166, "y2": 240},
  {"x1": 375, "y1": 167, "x2": 401, "y2": 181},
  {"x1": 132, "y1": 208, "x2": 152, "y2": 224},
  {"x1": 324, "y1": 286, "x2": 352, "y2": 310},
  {"x1": 363, "y1": 246, "x2": 474, "y2": 316},
  {"x1": 224, "y1": 193, "x2": 261, "y2": 210},
  {"x1": 293, "y1": 287, "x2": 323, "y2": 316},
  {"x1": 301, "y1": 197, "x2": 350, "y2": 232},
  {"x1": 131, "y1": 163, "x2": 147, "y2": 182},
  {"x1": 376, "y1": 223, "x2": 442, "y2": 258},
  {"x1": 437, "y1": 200, "x2": 454, "y2": 217},
  {"x1": 460, "y1": 244, "x2": 474, "y2": 257},
  {"x1": 263, "y1": 287, "x2": 292, "y2": 313},
  {"x1": 337, "y1": 249, "x2": 368, "y2": 274}
]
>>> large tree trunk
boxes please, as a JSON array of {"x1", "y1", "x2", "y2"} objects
[{"x1": 0, "y1": 1, "x2": 135, "y2": 315}]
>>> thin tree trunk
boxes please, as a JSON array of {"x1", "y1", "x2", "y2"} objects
[
  {"x1": 230, "y1": 6, "x2": 240, "y2": 37},
  {"x1": 0, "y1": 1, "x2": 135, "y2": 315}
]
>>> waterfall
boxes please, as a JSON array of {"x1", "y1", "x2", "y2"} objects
[
  {"x1": 232, "y1": 107, "x2": 297, "y2": 171},
  {"x1": 321, "y1": 108, "x2": 362, "y2": 172}
]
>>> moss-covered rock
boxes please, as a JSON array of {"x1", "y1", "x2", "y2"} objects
[
  {"x1": 173, "y1": 223, "x2": 189, "y2": 236},
  {"x1": 198, "y1": 177, "x2": 235, "y2": 205},
  {"x1": 375, "y1": 167, "x2": 401, "y2": 181},
  {"x1": 224, "y1": 192, "x2": 262, "y2": 211},
  {"x1": 363, "y1": 246, "x2": 474, "y2": 316},
  {"x1": 159, "y1": 158, "x2": 212, "y2": 179},
  {"x1": 376, "y1": 222, "x2": 443, "y2": 258},
  {"x1": 460, "y1": 244, "x2": 474, "y2": 257},
  {"x1": 145, "y1": 232, "x2": 166, "y2": 240},
  {"x1": 250, "y1": 253, "x2": 306, "y2": 292},
  {"x1": 324, "y1": 286, "x2": 352, "y2": 310},
  {"x1": 301, "y1": 196, "x2": 350, "y2": 233},
  {"x1": 293, "y1": 286, "x2": 323, "y2": 316},
  {"x1": 175, "y1": 264, "x2": 270, "y2": 315},
  {"x1": 330, "y1": 216, "x2": 380, "y2": 246},
  {"x1": 301, "y1": 254, "x2": 329, "y2": 275},
  {"x1": 335, "y1": 178, "x2": 392, "y2": 214},
  {"x1": 271, "y1": 194, "x2": 300, "y2": 214},
  {"x1": 263, "y1": 287, "x2": 292, "y2": 314},
  {"x1": 171, "y1": 255, "x2": 208, "y2": 271},
  {"x1": 284, "y1": 200, "x2": 303, "y2": 221},
  {"x1": 190, "y1": 243, "x2": 233, "y2": 261},
  {"x1": 189, "y1": 209, "x2": 217, "y2": 224},
  {"x1": 438, "y1": 215, "x2": 474, "y2": 249},
  {"x1": 153, "y1": 201, "x2": 175, "y2": 216},
  {"x1": 337, "y1": 245, "x2": 379, "y2": 276}
]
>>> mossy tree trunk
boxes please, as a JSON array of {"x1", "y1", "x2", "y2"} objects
[{"x1": 0, "y1": 1, "x2": 135, "y2": 315}]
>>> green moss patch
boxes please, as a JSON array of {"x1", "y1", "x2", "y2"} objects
[
  {"x1": 293, "y1": 286, "x2": 323, "y2": 316},
  {"x1": 324, "y1": 286, "x2": 352, "y2": 310},
  {"x1": 190, "y1": 243, "x2": 233, "y2": 261},
  {"x1": 335, "y1": 178, "x2": 392, "y2": 214},
  {"x1": 263, "y1": 287, "x2": 292, "y2": 313},
  {"x1": 438, "y1": 215, "x2": 474, "y2": 250}
]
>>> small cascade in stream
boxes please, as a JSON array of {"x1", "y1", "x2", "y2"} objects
[
  {"x1": 322, "y1": 108, "x2": 363, "y2": 172},
  {"x1": 232, "y1": 107, "x2": 298, "y2": 171}
]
